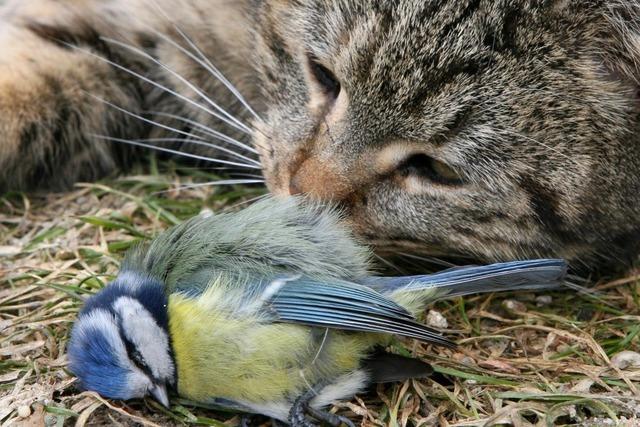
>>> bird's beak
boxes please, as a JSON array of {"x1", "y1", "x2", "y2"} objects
[{"x1": 149, "y1": 383, "x2": 170, "y2": 408}]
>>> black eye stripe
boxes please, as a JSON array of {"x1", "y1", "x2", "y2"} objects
[{"x1": 115, "y1": 313, "x2": 155, "y2": 379}]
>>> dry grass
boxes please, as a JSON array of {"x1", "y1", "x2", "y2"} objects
[{"x1": 1, "y1": 162, "x2": 640, "y2": 427}]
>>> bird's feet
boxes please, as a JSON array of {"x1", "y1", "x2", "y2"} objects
[
  {"x1": 288, "y1": 389, "x2": 354, "y2": 427},
  {"x1": 240, "y1": 414, "x2": 286, "y2": 427}
]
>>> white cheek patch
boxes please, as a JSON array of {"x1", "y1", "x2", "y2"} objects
[
  {"x1": 76, "y1": 309, "x2": 152, "y2": 398},
  {"x1": 112, "y1": 297, "x2": 175, "y2": 382}
]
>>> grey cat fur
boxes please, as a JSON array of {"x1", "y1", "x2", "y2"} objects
[{"x1": 0, "y1": 0, "x2": 639, "y2": 270}]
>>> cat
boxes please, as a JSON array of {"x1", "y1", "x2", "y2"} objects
[{"x1": 1, "y1": 0, "x2": 639, "y2": 271}]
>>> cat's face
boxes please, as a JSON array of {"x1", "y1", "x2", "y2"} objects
[{"x1": 251, "y1": 0, "x2": 640, "y2": 268}]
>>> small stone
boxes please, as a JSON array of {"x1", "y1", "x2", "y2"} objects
[
  {"x1": 502, "y1": 299, "x2": 527, "y2": 312},
  {"x1": 426, "y1": 310, "x2": 448, "y2": 329},
  {"x1": 570, "y1": 378, "x2": 595, "y2": 393},
  {"x1": 460, "y1": 356, "x2": 476, "y2": 366},
  {"x1": 611, "y1": 351, "x2": 640, "y2": 370},
  {"x1": 17, "y1": 405, "x2": 31, "y2": 418},
  {"x1": 536, "y1": 295, "x2": 553, "y2": 307}
]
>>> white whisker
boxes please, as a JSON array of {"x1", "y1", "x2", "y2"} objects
[
  {"x1": 134, "y1": 137, "x2": 260, "y2": 166},
  {"x1": 182, "y1": 179, "x2": 265, "y2": 187},
  {"x1": 66, "y1": 43, "x2": 252, "y2": 137},
  {"x1": 222, "y1": 193, "x2": 272, "y2": 212},
  {"x1": 396, "y1": 252, "x2": 458, "y2": 268},
  {"x1": 100, "y1": 37, "x2": 253, "y2": 135},
  {"x1": 84, "y1": 94, "x2": 260, "y2": 167},
  {"x1": 148, "y1": 111, "x2": 263, "y2": 155},
  {"x1": 175, "y1": 166, "x2": 253, "y2": 172},
  {"x1": 226, "y1": 173, "x2": 265, "y2": 179},
  {"x1": 499, "y1": 127, "x2": 579, "y2": 164},
  {"x1": 373, "y1": 253, "x2": 407, "y2": 275},
  {"x1": 92, "y1": 134, "x2": 260, "y2": 169},
  {"x1": 153, "y1": 179, "x2": 265, "y2": 195},
  {"x1": 148, "y1": 28, "x2": 263, "y2": 123}
]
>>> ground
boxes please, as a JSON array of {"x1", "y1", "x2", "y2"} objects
[{"x1": 1, "y1": 161, "x2": 640, "y2": 427}]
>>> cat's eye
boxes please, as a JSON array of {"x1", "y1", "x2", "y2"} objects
[
  {"x1": 397, "y1": 154, "x2": 464, "y2": 186},
  {"x1": 307, "y1": 55, "x2": 341, "y2": 100}
]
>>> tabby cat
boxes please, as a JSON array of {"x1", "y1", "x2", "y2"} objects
[{"x1": 1, "y1": 0, "x2": 639, "y2": 270}]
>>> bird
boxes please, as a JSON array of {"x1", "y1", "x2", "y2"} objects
[{"x1": 68, "y1": 197, "x2": 568, "y2": 426}]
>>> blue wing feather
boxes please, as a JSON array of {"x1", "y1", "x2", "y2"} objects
[
  {"x1": 264, "y1": 260, "x2": 566, "y2": 347},
  {"x1": 360, "y1": 259, "x2": 567, "y2": 298},
  {"x1": 267, "y1": 277, "x2": 454, "y2": 346}
]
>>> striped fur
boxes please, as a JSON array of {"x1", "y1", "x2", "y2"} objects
[{"x1": 1, "y1": 1, "x2": 640, "y2": 269}]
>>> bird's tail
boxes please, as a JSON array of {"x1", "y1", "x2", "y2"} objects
[{"x1": 362, "y1": 259, "x2": 567, "y2": 314}]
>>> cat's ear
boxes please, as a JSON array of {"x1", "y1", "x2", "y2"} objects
[{"x1": 602, "y1": 1, "x2": 640, "y2": 87}]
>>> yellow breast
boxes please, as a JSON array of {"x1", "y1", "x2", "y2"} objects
[{"x1": 168, "y1": 292, "x2": 373, "y2": 404}]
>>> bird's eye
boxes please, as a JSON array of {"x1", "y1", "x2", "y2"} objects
[
  {"x1": 307, "y1": 54, "x2": 341, "y2": 100},
  {"x1": 397, "y1": 154, "x2": 465, "y2": 186}
]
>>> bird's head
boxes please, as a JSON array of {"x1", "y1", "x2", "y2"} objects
[{"x1": 68, "y1": 272, "x2": 175, "y2": 407}]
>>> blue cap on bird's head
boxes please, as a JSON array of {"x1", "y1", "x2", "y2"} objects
[{"x1": 68, "y1": 272, "x2": 175, "y2": 407}]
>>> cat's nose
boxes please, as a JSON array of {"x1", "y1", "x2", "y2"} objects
[{"x1": 288, "y1": 157, "x2": 355, "y2": 200}]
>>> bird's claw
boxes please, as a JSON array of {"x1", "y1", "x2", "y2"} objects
[
  {"x1": 240, "y1": 414, "x2": 254, "y2": 427},
  {"x1": 240, "y1": 414, "x2": 286, "y2": 427},
  {"x1": 289, "y1": 389, "x2": 354, "y2": 427},
  {"x1": 306, "y1": 406, "x2": 355, "y2": 427}
]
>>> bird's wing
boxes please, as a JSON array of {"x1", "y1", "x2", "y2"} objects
[
  {"x1": 360, "y1": 259, "x2": 567, "y2": 299},
  {"x1": 264, "y1": 276, "x2": 454, "y2": 347}
]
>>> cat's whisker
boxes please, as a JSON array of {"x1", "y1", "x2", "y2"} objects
[
  {"x1": 147, "y1": 27, "x2": 263, "y2": 124},
  {"x1": 372, "y1": 253, "x2": 407, "y2": 275},
  {"x1": 499, "y1": 127, "x2": 580, "y2": 164},
  {"x1": 152, "y1": 179, "x2": 265, "y2": 195},
  {"x1": 85, "y1": 94, "x2": 260, "y2": 167},
  {"x1": 175, "y1": 166, "x2": 258, "y2": 173},
  {"x1": 147, "y1": 111, "x2": 267, "y2": 155},
  {"x1": 132, "y1": 137, "x2": 260, "y2": 166},
  {"x1": 221, "y1": 193, "x2": 272, "y2": 212},
  {"x1": 67, "y1": 43, "x2": 252, "y2": 139},
  {"x1": 396, "y1": 252, "x2": 458, "y2": 268},
  {"x1": 92, "y1": 134, "x2": 260, "y2": 169},
  {"x1": 100, "y1": 37, "x2": 253, "y2": 135},
  {"x1": 475, "y1": 98, "x2": 590, "y2": 166},
  {"x1": 145, "y1": 0, "x2": 262, "y2": 123},
  {"x1": 225, "y1": 173, "x2": 265, "y2": 180}
]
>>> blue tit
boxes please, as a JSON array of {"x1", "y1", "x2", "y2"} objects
[{"x1": 68, "y1": 197, "x2": 567, "y2": 426}]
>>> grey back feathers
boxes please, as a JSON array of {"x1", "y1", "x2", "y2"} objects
[{"x1": 122, "y1": 197, "x2": 372, "y2": 291}]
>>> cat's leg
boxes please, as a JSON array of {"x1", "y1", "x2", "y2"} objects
[
  {"x1": 0, "y1": 0, "x2": 158, "y2": 192},
  {"x1": 0, "y1": 0, "x2": 258, "y2": 192}
]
